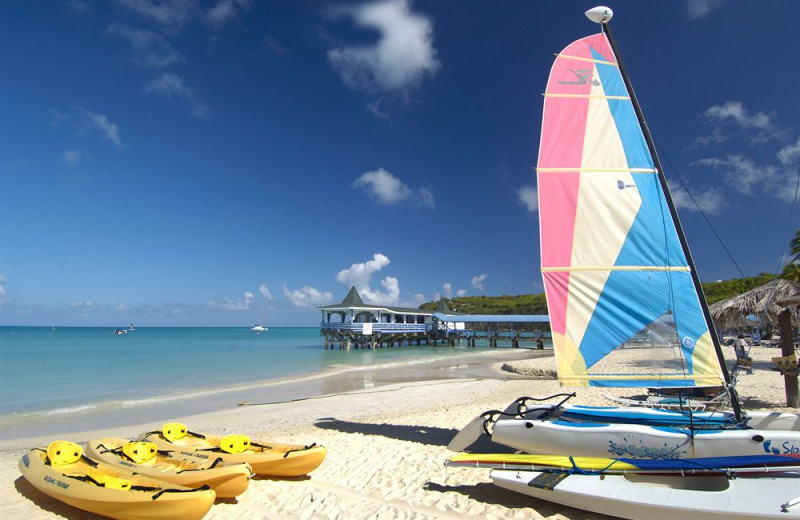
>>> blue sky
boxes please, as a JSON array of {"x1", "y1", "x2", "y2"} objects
[{"x1": 1, "y1": 0, "x2": 798, "y2": 327}]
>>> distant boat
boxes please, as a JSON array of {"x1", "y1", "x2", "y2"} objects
[
  {"x1": 114, "y1": 329, "x2": 128, "y2": 335},
  {"x1": 251, "y1": 325, "x2": 268, "y2": 332},
  {"x1": 130, "y1": 322, "x2": 135, "y2": 331}
]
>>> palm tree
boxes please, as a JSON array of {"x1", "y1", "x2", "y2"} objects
[
  {"x1": 782, "y1": 229, "x2": 800, "y2": 282},
  {"x1": 791, "y1": 229, "x2": 800, "y2": 264}
]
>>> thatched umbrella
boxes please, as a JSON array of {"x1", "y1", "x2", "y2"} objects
[{"x1": 709, "y1": 279, "x2": 800, "y2": 330}]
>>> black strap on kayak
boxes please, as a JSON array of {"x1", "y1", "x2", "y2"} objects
[
  {"x1": 176, "y1": 457, "x2": 225, "y2": 473},
  {"x1": 283, "y1": 443, "x2": 317, "y2": 458},
  {"x1": 151, "y1": 485, "x2": 211, "y2": 501},
  {"x1": 141, "y1": 429, "x2": 206, "y2": 440}
]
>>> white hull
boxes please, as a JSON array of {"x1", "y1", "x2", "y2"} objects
[
  {"x1": 514, "y1": 403, "x2": 800, "y2": 430},
  {"x1": 491, "y1": 419, "x2": 800, "y2": 459},
  {"x1": 448, "y1": 401, "x2": 800, "y2": 452},
  {"x1": 491, "y1": 469, "x2": 800, "y2": 520}
]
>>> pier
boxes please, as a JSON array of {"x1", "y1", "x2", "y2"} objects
[{"x1": 318, "y1": 287, "x2": 550, "y2": 350}]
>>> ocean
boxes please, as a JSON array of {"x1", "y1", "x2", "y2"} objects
[{"x1": 0, "y1": 326, "x2": 543, "y2": 440}]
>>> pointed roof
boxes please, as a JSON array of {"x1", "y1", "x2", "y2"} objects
[
  {"x1": 435, "y1": 298, "x2": 463, "y2": 314},
  {"x1": 316, "y1": 286, "x2": 433, "y2": 315},
  {"x1": 341, "y1": 286, "x2": 365, "y2": 307}
]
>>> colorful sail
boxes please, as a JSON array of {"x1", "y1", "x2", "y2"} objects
[{"x1": 537, "y1": 32, "x2": 724, "y2": 388}]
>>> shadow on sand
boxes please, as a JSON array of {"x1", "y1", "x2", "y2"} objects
[
  {"x1": 313, "y1": 417, "x2": 516, "y2": 452},
  {"x1": 15, "y1": 476, "x2": 104, "y2": 519}
]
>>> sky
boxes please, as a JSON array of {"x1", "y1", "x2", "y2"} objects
[{"x1": 1, "y1": 0, "x2": 799, "y2": 327}]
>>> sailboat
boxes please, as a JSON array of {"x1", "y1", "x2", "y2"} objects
[
  {"x1": 251, "y1": 313, "x2": 268, "y2": 333},
  {"x1": 445, "y1": 7, "x2": 800, "y2": 518},
  {"x1": 447, "y1": 5, "x2": 799, "y2": 459}
]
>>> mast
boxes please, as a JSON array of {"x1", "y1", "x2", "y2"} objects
[{"x1": 595, "y1": 10, "x2": 743, "y2": 421}]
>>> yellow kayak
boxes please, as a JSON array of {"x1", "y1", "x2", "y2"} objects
[
  {"x1": 19, "y1": 441, "x2": 215, "y2": 520},
  {"x1": 138, "y1": 423, "x2": 327, "y2": 477},
  {"x1": 87, "y1": 437, "x2": 252, "y2": 498}
]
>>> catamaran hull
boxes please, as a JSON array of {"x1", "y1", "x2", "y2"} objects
[
  {"x1": 516, "y1": 403, "x2": 800, "y2": 429},
  {"x1": 490, "y1": 469, "x2": 800, "y2": 520},
  {"x1": 447, "y1": 401, "x2": 800, "y2": 452},
  {"x1": 491, "y1": 419, "x2": 800, "y2": 459}
]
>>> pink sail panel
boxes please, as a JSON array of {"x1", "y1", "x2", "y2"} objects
[{"x1": 537, "y1": 33, "x2": 613, "y2": 337}]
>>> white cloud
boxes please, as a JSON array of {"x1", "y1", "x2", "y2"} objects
[
  {"x1": 695, "y1": 155, "x2": 779, "y2": 196},
  {"x1": 471, "y1": 273, "x2": 488, "y2": 292},
  {"x1": 667, "y1": 180, "x2": 724, "y2": 214},
  {"x1": 54, "y1": 108, "x2": 125, "y2": 149},
  {"x1": 778, "y1": 137, "x2": 800, "y2": 166},
  {"x1": 107, "y1": 23, "x2": 184, "y2": 68},
  {"x1": 282, "y1": 284, "x2": 335, "y2": 307},
  {"x1": 335, "y1": 253, "x2": 402, "y2": 305},
  {"x1": 0, "y1": 274, "x2": 7, "y2": 299},
  {"x1": 687, "y1": 0, "x2": 727, "y2": 19},
  {"x1": 60, "y1": 149, "x2": 82, "y2": 166},
  {"x1": 112, "y1": 0, "x2": 195, "y2": 31},
  {"x1": 66, "y1": 0, "x2": 90, "y2": 14},
  {"x1": 259, "y1": 284, "x2": 273, "y2": 300},
  {"x1": 327, "y1": 0, "x2": 440, "y2": 96},
  {"x1": 353, "y1": 167, "x2": 435, "y2": 209},
  {"x1": 695, "y1": 101, "x2": 781, "y2": 147},
  {"x1": 207, "y1": 291, "x2": 254, "y2": 311},
  {"x1": 456, "y1": 289, "x2": 467, "y2": 297},
  {"x1": 518, "y1": 185, "x2": 538, "y2": 213},
  {"x1": 442, "y1": 282, "x2": 452, "y2": 298},
  {"x1": 145, "y1": 73, "x2": 211, "y2": 118},
  {"x1": 206, "y1": 0, "x2": 251, "y2": 28},
  {"x1": 70, "y1": 300, "x2": 97, "y2": 311},
  {"x1": 336, "y1": 253, "x2": 390, "y2": 288},
  {"x1": 88, "y1": 112, "x2": 124, "y2": 148}
]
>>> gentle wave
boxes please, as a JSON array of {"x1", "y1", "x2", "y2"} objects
[{"x1": 0, "y1": 348, "x2": 520, "y2": 424}]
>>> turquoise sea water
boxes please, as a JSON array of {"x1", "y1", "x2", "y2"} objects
[{"x1": 0, "y1": 326, "x2": 542, "y2": 440}]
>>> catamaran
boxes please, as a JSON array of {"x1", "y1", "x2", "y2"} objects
[
  {"x1": 446, "y1": 7, "x2": 800, "y2": 519},
  {"x1": 447, "y1": 4, "x2": 799, "y2": 459}
]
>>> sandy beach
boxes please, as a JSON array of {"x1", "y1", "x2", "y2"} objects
[{"x1": 2, "y1": 345, "x2": 796, "y2": 520}]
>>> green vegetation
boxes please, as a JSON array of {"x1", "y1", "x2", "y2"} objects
[
  {"x1": 419, "y1": 293, "x2": 548, "y2": 315},
  {"x1": 421, "y1": 229, "x2": 800, "y2": 314},
  {"x1": 701, "y1": 274, "x2": 778, "y2": 304},
  {"x1": 420, "y1": 274, "x2": 782, "y2": 313},
  {"x1": 781, "y1": 229, "x2": 800, "y2": 282}
]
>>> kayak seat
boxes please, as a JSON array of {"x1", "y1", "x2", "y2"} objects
[
  {"x1": 219, "y1": 435, "x2": 250, "y2": 454},
  {"x1": 122, "y1": 442, "x2": 158, "y2": 464},
  {"x1": 163, "y1": 422, "x2": 189, "y2": 442},
  {"x1": 86, "y1": 466, "x2": 132, "y2": 490},
  {"x1": 47, "y1": 441, "x2": 83, "y2": 466}
]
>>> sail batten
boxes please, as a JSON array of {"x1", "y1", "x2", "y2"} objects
[
  {"x1": 537, "y1": 31, "x2": 724, "y2": 389},
  {"x1": 544, "y1": 94, "x2": 630, "y2": 100},
  {"x1": 537, "y1": 168, "x2": 657, "y2": 173},
  {"x1": 555, "y1": 54, "x2": 617, "y2": 66},
  {"x1": 542, "y1": 266, "x2": 691, "y2": 272}
]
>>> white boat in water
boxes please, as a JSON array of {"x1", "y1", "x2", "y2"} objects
[
  {"x1": 251, "y1": 325, "x2": 268, "y2": 332},
  {"x1": 448, "y1": 5, "x2": 799, "y2": 459}
]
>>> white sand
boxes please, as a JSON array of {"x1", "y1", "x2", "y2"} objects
[{"x1": 1, "y1": 346, "x2": 796, "y2": 520}]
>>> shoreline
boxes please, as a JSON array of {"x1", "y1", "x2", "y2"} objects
[
  {"x1": 0, "y1": 347, "x2": 542, "y2": 442},
  {"x1": 2, "y1": 346, "x2": 795, "y2": 520}
]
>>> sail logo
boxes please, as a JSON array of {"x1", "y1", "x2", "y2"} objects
[
  {"x1": 682, "y1": 337, "x2": 694, "y2": 348},
  {"x1": 558, "y1": 68, "x2": 599, "y2": 86},
  {"x1": 608, "y1": 438, "x2": 684, "y2": 459}
]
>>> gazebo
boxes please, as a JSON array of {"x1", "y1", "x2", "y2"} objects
[
  {"x1": 709, "y1": 279, "x2": 800, "y2": 330},
  {"x1": 709, "y1": 279, "x2": 799, "y2": 408}
]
